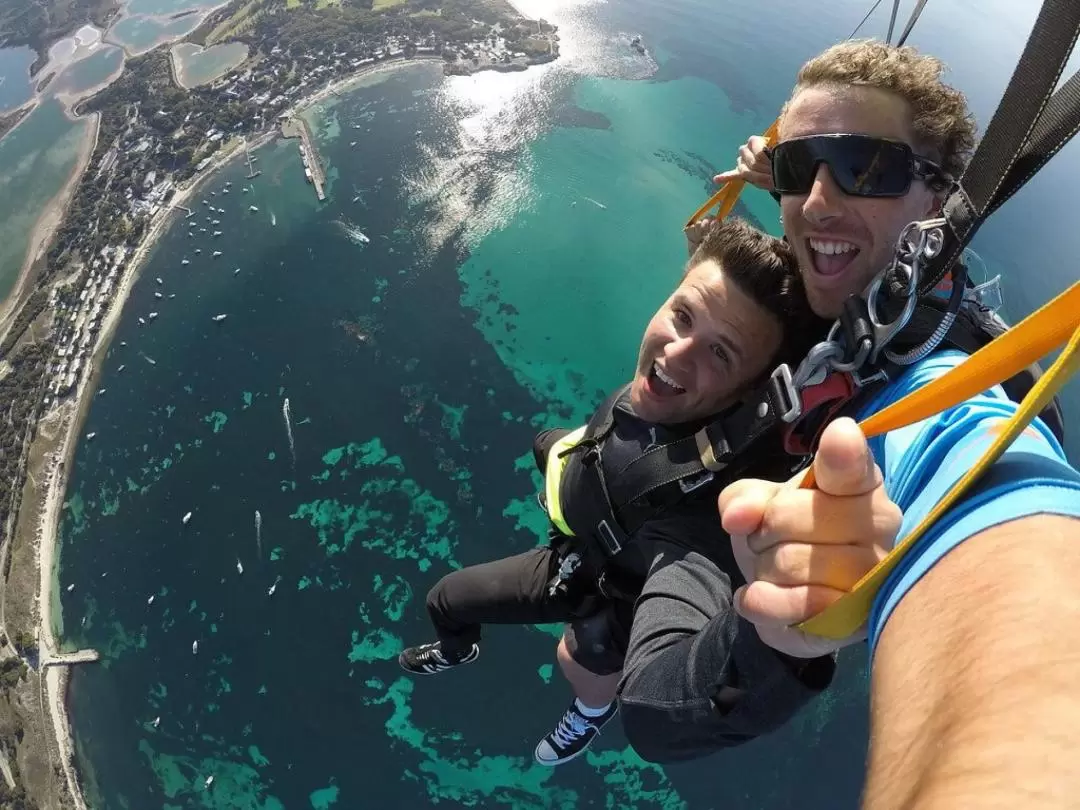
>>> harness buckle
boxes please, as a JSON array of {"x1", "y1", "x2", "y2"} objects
[
  {"x1": 769, "y1": 362, "x2": 802, "y2": 423},
  {"x1": 596, "y1": 520, "x2": 623, "y2": 557}
]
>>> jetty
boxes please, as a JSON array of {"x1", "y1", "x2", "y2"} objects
[
  {"x1": 280, "y1": 116, "x2": 326, "y2": 202},
  {"x1": 42, "y1": 649, "x2": 101, "y2": 668},
  {"x1": 244, "y1": 139, "x2": 261, "y2": 179}
]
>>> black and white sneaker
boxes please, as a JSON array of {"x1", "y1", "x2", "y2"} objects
[
  {"x1": 534, "y1": 700, "x2": 619, "y2": 766},
  {"x1": 398, "y1": 641, "x2": 479, "y2": 675}
]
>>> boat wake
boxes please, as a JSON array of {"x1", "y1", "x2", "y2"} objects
[
  {"x1": 254, "y1": 509, "x2": 262, "y2": 559},
  {"x1": 282, "y1": 397, "x2": 295, "y2": 466},
  {"x1": 334, "y1": 218, "x2": 370, "y2": 246}
]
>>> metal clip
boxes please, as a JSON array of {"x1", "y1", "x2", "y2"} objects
[{"x1": 865, "y1": 218, "x2": 946, "y2": 363}]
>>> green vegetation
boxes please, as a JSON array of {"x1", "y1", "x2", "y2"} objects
[
  {"x1": 0, "y1": 658, "x2": 28, "y2": 692},
  {"x1": 0, "y1": 0, "x2": 119, "y2": 73},
  {"x1": 9, "y1": 629, "x2": 36, "y2": 659}
]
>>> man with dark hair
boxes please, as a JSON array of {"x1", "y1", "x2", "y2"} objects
[{"x1": 398, "y1": 217, "x2": 839, "y2": 765}]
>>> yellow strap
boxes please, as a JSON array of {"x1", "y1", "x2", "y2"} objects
[
  {"x1": 684, "y1": 120, "x2": 780, "y2": 229},
  {"x1": 798, "y1": 281, "x2": 1080, "y2": 639},
  {"x1": 544, "y1": 426, "x2": 588, "y2": 537}
]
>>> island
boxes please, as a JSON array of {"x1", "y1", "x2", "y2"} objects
[{"x1": 0, "y1": 0, "x2": 559, "y2": 806}]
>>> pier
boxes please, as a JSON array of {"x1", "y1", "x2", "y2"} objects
[
  {"x1": 280, "y1": 117, "x2": 326, "y2": 202},
  {"x1": 42, "y1": 649, "x2": 100, "y2": 668},
  {"x1": 244, "y1": 139, "x2": 262, "y2": 179}
]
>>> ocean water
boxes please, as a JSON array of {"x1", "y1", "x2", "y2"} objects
[
  {"x1": 0, "y1": 45, "x2": 36, "y2": 112},
  {"x1": 57, "y1": 1, "x2": 1079, "y2": 809},
  {"x1": 108, "y1": 14, "x2": 204, "y2": 54},
  {"x1": 51, "y1": 46, "x2": 125, "y2": 97}
]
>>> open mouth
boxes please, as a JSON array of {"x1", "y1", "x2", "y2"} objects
[
  {"x1": 807, "y1": 237, "x2": 860, "y2": 278},
  {"x1": 644, "y1": 361, "x2": 686, "y2": 398}
]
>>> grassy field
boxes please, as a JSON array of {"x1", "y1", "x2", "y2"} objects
[{"x1": 373, "y1": 0, "x2": 409, "y2": 10}]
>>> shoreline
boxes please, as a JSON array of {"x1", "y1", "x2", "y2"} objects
[
  {"x1": 26, "y1": 50, "x2": 554, "y2": 809},
  {"x1": 0, "y1": 110, "x2": 101, "y2": 351},
  {"x1": 33, "y1": 127, "x2": 271, "y2": 810}
]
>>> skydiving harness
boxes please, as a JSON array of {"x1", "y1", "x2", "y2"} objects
[{"x1": 544, "y1": 0, "x2": 1080, "y2": 626}]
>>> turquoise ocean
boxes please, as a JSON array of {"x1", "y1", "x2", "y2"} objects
[{"x1": 52, "y1": 0, "x2": 1080, "y2": 808}]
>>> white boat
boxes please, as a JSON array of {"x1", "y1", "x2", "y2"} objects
[
  {"x1": 182, "y1": 511, "x2": 192, "y2": 525},
  {"x1": 249, "y1": 205, "x2": 259, "y2": 212},
  {"x1": 181, "y1": 259, "x2": 190, "y2": 266},
  {"x1": 117, "y1": 364, "x2": 125, "y2": 372},
  {"x1": 233, "y1": 268, "x2": 240, "y2": 275},
  {"x1": 154, "y1": 292, "x2": 163, "y2": 299},
  {"x1": 226, "y1": 181, "x2": 232, "y2": 187},
  {"x1": 213, "y1": 231, "x2": 222, "y2": 237},
  {"x1": 223, "y1": 188, "x2": 229, "y2": 194},
  {"x1": 212, "y1": 314, "x2": 227, "y2": 322},
  {"x1": 202, "y1": 199, "x2": 208, "y2": 205},
  {"x1": 236, "y1": 558, "x2": 243, "y2": 575},
  {"x1": 148, "y1": 312, "x2": 158, "y2": 320},
  {"x1": 151, "y1": 716, "x2": 160, "y2": 728},
  {"x1": 210, "y1": 191, "x2": 216, "y2": 197},
  {"x1": 144, "y1": 356, "x2": 156, "y2": 365},
  {"x1": 97, "y1": 388, "x2": 106, "y2": 395},
  {"x1": 66, "y1": 583, "x2": 75, "y2": 592},
  {"x1": 267, "y1": 582, "x2": 277, "y2": 597},
  {"x1": 155, "y1": 277, "x2": 163, "y2": 285},
  {"x1": 199, "y1": 228, "x2": 207, "y2": 233},
  {"x1": 204, "y1": 775, "x2": 214, "y2": 789},
  {"x1": 242, "y1": 187, "x2": 248, "y2": 193},
  {"x1": 147, "y1": 595, "x2": 155, "y2": 605},
  {"x1": 138, "y1": 317, "x2": 145, "y2": 325},
  {"x1": 212, "y1": 219, "x2": 220, "y2": 225},
  {"x1": 192, "y1": 640, "x2": 199, "y2": 654},
  {"x1": 350, "y1": 141, "x2": 357, "y2": 147},
  {"x1": 168, "y1": 294, "x2": 176, "y2": 299},
  {"x1": 195, "y1": 248, "x2": 202, "y2": 254},
  {"x1": 119, "y1": 341, "x2": 126, "y2": 346},
  {"x1": 86, "y1": 432, "x2": 96, "y2": 440},
  {"x1": 212, "y1": 251, "x2": 222, "y2": 258}
]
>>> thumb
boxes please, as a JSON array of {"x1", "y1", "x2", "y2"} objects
[{"x1": 812, "y1": 417, "x2": 881, "y2": 497}]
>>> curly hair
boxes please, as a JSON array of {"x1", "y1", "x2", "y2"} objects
[{"x1": 782, "y1": 39, "x2": 977, "y2": 180}]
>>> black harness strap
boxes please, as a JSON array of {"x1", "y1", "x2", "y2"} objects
[{"x1": 917, "y1": 0, "x2": 1080, "y2": 297}]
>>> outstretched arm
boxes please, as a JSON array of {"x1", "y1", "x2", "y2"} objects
[{"x1": 866, "y1": 514, "x2": 1080, "y2": 810}]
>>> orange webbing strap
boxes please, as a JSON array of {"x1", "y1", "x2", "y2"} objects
[
  {"x1": 797, "y1": 280, "x2": 1080, "y2": 638},
  {"x1": 684, "y1": 120, "x2": 780, "y2": 229}
]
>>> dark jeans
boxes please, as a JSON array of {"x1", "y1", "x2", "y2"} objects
[
  {"x1": 425, "y1": 545, "x2": 631, "y2": 675},
  {"x1": 616, "y1": 539, "x2": 836, "y2": 763}
]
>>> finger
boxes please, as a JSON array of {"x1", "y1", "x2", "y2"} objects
[
  {"x1": 730, "y1": 532, "x2": 756, "y2": 585},
  {"x1": 746, "y1": 135, "x2": 767, "y2": 154},
  {"x1": 738, "y1": 143, "x2": 756, "y2": 170},
  {"x1": 813, "y1": 417, "x2": 882, "y2": 497},
  {"x1": 747, "y1": 485, "x2": 902, "y2": 554},
  {"x1": 753, "y1": 542, "x2": 885, "y2": 591},
  {"x1": 734, "y1": 580, "x2": 846, "y2": 627},
  {"x1": 718, "y1": 478, "x2": 778, "y2": 532},
  {"x1": 713, "y1": 169, "x2": 739, "y2": 184},
  {"x1": 747, "y1": 169, "x2": 775, "y2": 191}
]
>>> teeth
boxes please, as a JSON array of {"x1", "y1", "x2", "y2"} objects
[
  {"x1": 653, "y1": 362, "x2": 685, "y2": 391},
  {"x1": 809, "y1": 238, "x2": 857, "y2": 256}
]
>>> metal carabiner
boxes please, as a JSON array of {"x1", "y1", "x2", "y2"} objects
[{"x1": 865, "y1": 218, "x2": 946, "y2": 363}]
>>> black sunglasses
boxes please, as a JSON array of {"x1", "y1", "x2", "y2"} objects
[{"x1": 766, "y1": 134, "x2": 950, "y2": 198}]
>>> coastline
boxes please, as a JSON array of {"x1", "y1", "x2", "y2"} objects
[
  {"x1": 0, "y1": 110, "x2": 101, "y2": 350},
  {"x1": 32, "y1": 126, "x2": 270, "y2": 810},
  {"x1": 26, "y1": 50, "x2": 554, "y2": 809}
]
